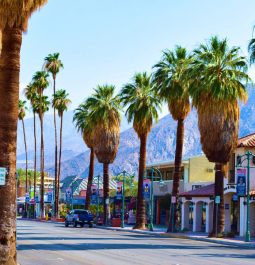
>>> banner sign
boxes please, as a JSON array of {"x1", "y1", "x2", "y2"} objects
[
  {"x1": 236, "y1": 168, "x2": 246, "y2": 196},
  {"x1": 25, "y1": 192, "x2": 30, "y2": 203},
  {"x1": 48, "y1": 190, "x2": 53, "y2": 203},
  {"x1": 66, "y1": 188, "x2": 72, "y2": 202},
  {"x1": 0, "y1": 167, "x2": 7, "y2": 186},
  {"x1": 91, "y1": 184, "x2": 98, "y2": 204},
  {"x1": 143, "y1": 179, "x2": 151, "y2": 201},
  {"x1": 116, "y1": 182, "x2": 123, "y2": 200}
]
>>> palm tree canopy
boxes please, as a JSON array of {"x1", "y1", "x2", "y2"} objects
[
  {"x1": 44, "y1": 53, "x2": 63, "y2": 78},
  {"x1": 248, "y1": 35, "x2": 255, "y2": 65},
  {"x1": 120, "y1": 72, "x2": 161, "y2": 137},
  {"x1": 86, "y1": 85, "x2": 121, "y2": 164},
  {"x1": 73, "y1": 102, "x2": 94, "y2": 148},
  {"x1": 24, "y1": 82, "x2": 38, "y2": 111},
  {"x1": 189, "y1": 36, "x2": 250, "y2": 111},
  {"x1": 34, "y1": 95, "x2": 50, "y2": 116},
  {"x1": 18, "y1": 99, "x2": 27, "y2": 120},
  {"x1": 32, "y1": 71, "x2": 49, "y2": 95},
  {"x1": 0, "y1": 0, "x2": 48, "y2": 31},
  {"x1": 189, "y1": 36, "x2": 251, "y2": 163},
  {"x1": 153, "y1": 46, "x2": 191, "y2": 120},
  {"x1": 87, "y1": 85, "x2": 121, "y2": 130},
  {"x1": 52, "y1": 89, "x2": 71, "y2": 117}
]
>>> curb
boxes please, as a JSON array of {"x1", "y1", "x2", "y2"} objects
[{"x1": 95, "y1": 226, "x2": 255, "y2": 248}]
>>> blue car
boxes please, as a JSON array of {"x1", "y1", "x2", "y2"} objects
[{"x1": 65, "y1": 209, "x2": 94, "y2": 228}]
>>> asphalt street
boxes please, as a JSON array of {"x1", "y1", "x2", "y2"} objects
[{"x1": 17, "y1": 220, "x2": 255, "y2": 265}]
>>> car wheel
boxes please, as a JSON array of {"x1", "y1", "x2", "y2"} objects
[
  {"x1": 89, "y1": 222, "x2": 93, "y2": 228},
  {"x1": 80, "y1": 223, "x2": 84, "y2": 228},
  {"x1": 65, "y1": 221, "x2": 69, "y2": 227},
  {"x1": 73, "y1": 221, "x2": 77, "y2": 227}
]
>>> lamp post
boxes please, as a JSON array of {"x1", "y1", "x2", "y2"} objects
[
  {"x1": 236, "y1": 151, "x2": 254, "y2": 242},
  {"x1": 92, "y1": 175, "x2": 101, "y2": 224},
  {"x1": 70, "y1": 176, "x2": 82, "y2": 210},
  {"x1": 147, "y1": 167, "x2": 164, "y2": 231},
  {"x1": 116, "y1": 170, "x2": 134, "y2": 228},
  {"x1": 48, "y1": 183, "x2": 55, "y2": 217}
]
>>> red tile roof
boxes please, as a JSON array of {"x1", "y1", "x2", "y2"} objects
[
  {"x1": 237, "y1": 132, "x2": 255, "y2": 147},
  {"x1": 179, "y1": 184, "x2": 214, "y2": 197}
]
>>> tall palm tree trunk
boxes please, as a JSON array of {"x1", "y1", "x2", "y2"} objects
[
  {"x1": 134, "y1": 133, "x2": 147, "y2": 230},
  {"x1": 33, "y1": 111, "x2": 37, "y2": 218},
  {"x1": 22, "y1": 117, "x2": 28, "y2": 217},
  {"x1": 0, "y1": 26, "x2": 22, "y2": 265},
  {"x1": 53, "y1": 76, "x2": 58, "y2": 218},
  {"x1": 22, "y1": 118, "x2": 28, "y2": 194},
  {"x1": 85, "y1": 148, "x2": 94, "y2": 210},
  {"x1": 39, "y1": 113, "x2": 45, "y2": 218},
  {"x1": 212, "y1": 163, "x2": 225, "y2": 235},
  {"x1": 56, "y1": 114, "x2": 63, "y2": 217},
  {"x1": 103, "y1": 163, "x2": 110, "y2": 225},
  {"x1": 168, "y1": 118, "x2": 184, "y2": 232}
]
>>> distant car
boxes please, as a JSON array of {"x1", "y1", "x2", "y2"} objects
[{"x1": 65, "y1": 209, "x2": 94, "y2": 228}]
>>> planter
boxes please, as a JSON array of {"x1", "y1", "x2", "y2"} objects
[{"x1": 112, "y1": 217, "x2": 121, "y2": 227}]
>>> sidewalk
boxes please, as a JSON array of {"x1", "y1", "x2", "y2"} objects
[{"x1": 96, "y1": 224, "x2": 255, "y2": 248}]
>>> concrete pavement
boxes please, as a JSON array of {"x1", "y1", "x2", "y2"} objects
[{"x1": 17, "y1": 220, "x2": 255, "y2": 265}]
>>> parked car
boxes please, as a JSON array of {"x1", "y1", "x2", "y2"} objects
[{"x1": 65, "y1": 209, "x2": 94, "y2": 228}]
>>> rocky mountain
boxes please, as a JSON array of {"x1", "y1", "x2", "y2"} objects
[{"x1": 17, "y1": 85, "x2": 255, "y2": 179}]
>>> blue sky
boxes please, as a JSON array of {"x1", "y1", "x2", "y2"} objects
[{"x1": 20, "y1": 0, "x2": 255, "y2": 116}]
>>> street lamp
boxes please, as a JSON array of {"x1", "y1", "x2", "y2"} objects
[
  {"x1": 146, "y1": 167, "x2": 164, "y2": 231},
  {"x1": 70, "y1": 176, "x2": 82, "y2": 210},
  {"x1": 48, "y1": 183, "x2": 55, "y2": 217},
  {"x1": 236, "y1": 151, "x2": 255, "y2": 242},
  {"x1": 116, "y1": 170, "x2": 134, "y2": 228}
]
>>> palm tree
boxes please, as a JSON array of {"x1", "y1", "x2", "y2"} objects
[
  {"x1": 52, "y1": 89, "x2": 71, "y2": 217},
  {"x1": 86, "y1": 85, "x2": 121, "y2": 225},
  {"x1": 18, "y1": 100, "x2": 28, "y2": 193},
  {"x1": 0, "y1": 1, "x2": 48, "y2": 263},
  {"x1": 189, "y1": 36, "x2": 250, "y2": 235},
  {"x1": 153, "y1": 46, "x2": 192, "y2": 232},
  {"x1": 248, "y1": 33, "x2": 255, "y2": 65},
  {"x1": 120, "y1": 72, "x2": 161, "y2": 229},
  {"x1": 32, "y1": 71, "x2": 49, "y2": 218},
  {"x1": 24, "y1": 83, "x2": 38, "y2": 217},
  {"x1": 73, "y1": 103, "x2": 95, "y2": 210},
  {"x1": 44, "y1": 53, "x2": 63, "y2": 217}
]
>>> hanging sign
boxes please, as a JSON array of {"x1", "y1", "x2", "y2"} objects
[
  {"x1": 66, "y1": 188, "x2": 72, "y2": 202},
  {"x1": 236, "y1": 168, "x2": 246, "y2": 196},
  {"x1": 91, "y1": 184, "x2": 98, "y2": 204},
  {"x1": 143, "y1": 179, "x2": 151, "y2": 201},
  {"x1": 116, "y1": 182, "x2": 123, "y2": 200},
  {"x1": 0, "y1": 167, "x2": 7, "y2": 186}
]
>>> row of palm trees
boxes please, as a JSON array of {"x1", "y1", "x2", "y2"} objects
[
  {"x1": 19, "y1": 53, "x2": 71, "y2": 218},
  {"x1": 74, "y1": 36, "x2": 251, "y2": 233}
]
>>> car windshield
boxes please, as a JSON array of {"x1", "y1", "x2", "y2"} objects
[{"x1": 74, "y1": 210, "x2": 87, "y2": 215}]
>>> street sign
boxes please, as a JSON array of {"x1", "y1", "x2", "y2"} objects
[
  {"x1": 215, "y1": 196, "x2": 220, "y2": 204},
  {"x1": 0, "y1": 167, "x2": 7, "y2": 186}
]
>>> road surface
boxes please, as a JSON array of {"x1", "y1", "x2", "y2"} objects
[{"x1": 17, "y1": 220, "x2": 255, "y2": 265}]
